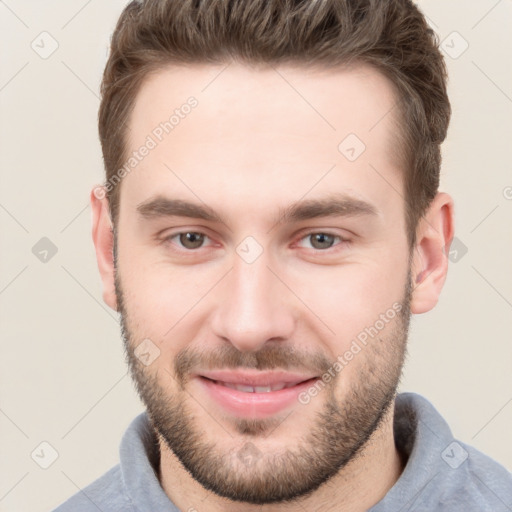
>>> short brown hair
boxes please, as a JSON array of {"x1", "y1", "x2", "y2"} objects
[{"x1": 99, "y1": 0, "x2": 450, "y2": 249}]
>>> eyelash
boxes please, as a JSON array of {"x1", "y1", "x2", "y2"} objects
[{"x1": 162, "y1": 230, "x2": 350, "y2": 253}]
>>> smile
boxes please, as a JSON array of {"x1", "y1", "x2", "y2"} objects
[
  {"x1": 195, "y1": 370, "x2": 319, "y2": 418},
  {"x1": 212, "y1": 380, "x2": 301, "y2": 393}
]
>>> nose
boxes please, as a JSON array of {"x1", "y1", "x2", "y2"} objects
[{"x1": 210, "y1": 250, "x2": 296, "y2": 353}]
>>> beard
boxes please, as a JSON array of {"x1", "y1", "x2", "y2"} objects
[{"x1": 115, "y1": 267, "x2": 412, "y2": 505}]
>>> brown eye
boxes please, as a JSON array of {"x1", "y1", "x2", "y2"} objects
[
  {"x1": 165, "y1": 232, "x2": 208, "y2": 250},
  {"x1": 179, "y1": 232, "x2": 205, "y2": 249}
]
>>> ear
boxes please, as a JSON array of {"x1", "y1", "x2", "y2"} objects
[
  {"x1": 410, "y1": 192, "x2": 455, "y2": 314},
  {"x1": 91, "y1": 186, "x2": 118, "y2": 311}
]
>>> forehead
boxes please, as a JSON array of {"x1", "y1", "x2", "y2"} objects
[
  {"x1": 120, "y1": 62, "x2": 402, "y2": 223},
  {"x1": 128, "y1": 61, "x2": 399, "y2": 146}
]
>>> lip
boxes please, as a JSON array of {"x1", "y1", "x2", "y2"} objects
[
  {"x1": 195, "y1": 371, "x2": 319, "y2": 419},
  {"x1": 198, "y1": 370, "x2": 318, "y2": 387}
]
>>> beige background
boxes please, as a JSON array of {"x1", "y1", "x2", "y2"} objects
[{"x1": 1, "y1": 1, "x2": 511, "y2": 511}]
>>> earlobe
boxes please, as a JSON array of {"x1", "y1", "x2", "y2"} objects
[
  {"x1": 410, "y1": 192, "x2": 455, "y2": 314},
  {"x1": 91, "y1": 186, "x2": 118, "y2": 311}
]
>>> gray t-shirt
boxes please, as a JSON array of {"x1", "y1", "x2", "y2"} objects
[{"x1": 52, "y1": 392, "x2": 512, "y2": 511}]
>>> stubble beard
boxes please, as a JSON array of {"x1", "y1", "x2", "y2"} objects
[{"x1": 116, "y1": 269, "x2": 412, "y2": 505}]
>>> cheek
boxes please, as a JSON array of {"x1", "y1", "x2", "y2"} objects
[
  {"x1": 288, "y1": 258, "x2": 406, "y2": 344},
  {"x1": 301, "y1": 265, "x2": 408, "y2": 387},
  {"x1": 118, "y1": 253, "x2": 219, "y2": 346}
]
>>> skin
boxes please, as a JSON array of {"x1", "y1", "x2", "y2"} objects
[{"x1": 91, "y1": 62, "x2": 454, "y2": 511}]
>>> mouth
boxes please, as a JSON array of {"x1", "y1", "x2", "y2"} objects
[
  {"x1": 194, "y1": 370, "x2": 319, "y2": 418},
  {"x1": 205, "y1": 379, "x2": 305, "y2": 393}
]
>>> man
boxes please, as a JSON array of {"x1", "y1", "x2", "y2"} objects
[{"x1": 54, "y1": 0, "x2": 512, "y2": 510}]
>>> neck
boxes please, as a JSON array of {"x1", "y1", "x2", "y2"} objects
[{"x1": 158, "y1": 404, "x2": 404, "y2": 512}]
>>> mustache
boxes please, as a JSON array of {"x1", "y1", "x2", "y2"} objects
[{"x1": 173, "y1": 344, "x2": 333, "y2": 385}]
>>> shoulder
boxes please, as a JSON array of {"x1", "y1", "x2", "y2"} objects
[
  {"x1": 438, "y1": 440, "x2": 512, "y2": 510},
  {"x1": 392, "y1": 393, "x2": 512, "y2": 511},
  {"x1": 52, "y1": 464, "x2": 135, "y2": 512}
]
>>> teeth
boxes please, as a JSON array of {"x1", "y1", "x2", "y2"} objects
[
  {"x1": 217, "y1": 381, "x2": 290, "y2": 392},
  {"x1": 235, "y1": 384, "x2": 256, "y2": 393},
  {"x1": 254, "y1": 386, "x2": 271, "y2": 393}
]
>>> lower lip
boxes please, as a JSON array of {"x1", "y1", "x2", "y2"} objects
[{"x1": 197, "y1": 377, "x2": 318, "y2": 418}]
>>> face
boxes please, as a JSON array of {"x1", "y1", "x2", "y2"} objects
[{"x1": 112, "y1": 63, "x2": 414, "y2": 504}]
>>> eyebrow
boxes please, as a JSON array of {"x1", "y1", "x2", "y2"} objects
[
  {"x1": 136, "y1": 193, "x2": 379, "y2": 226},
  {"x1": 276, "y1": 194, "x2": 379, "y2": 224},
  {"x1": 137, "y1": 197, "x2": 223, "y2": 223}
]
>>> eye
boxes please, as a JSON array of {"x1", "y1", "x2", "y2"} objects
[
  {"x1": 297, "y1": 232, "x2": 347, "y2": 251},
  {"x1": 162, "y1": 230, "x2": 348, "y2": 253},
  {"x1": 165, "y1": 231, "x2": 212, "y2": 250}
]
